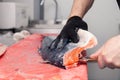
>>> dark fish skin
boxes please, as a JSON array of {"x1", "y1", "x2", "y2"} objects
[{"x1": 39, "y1": 36, "x2": 69, "y2": 69}]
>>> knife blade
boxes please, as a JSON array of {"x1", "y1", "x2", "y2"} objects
[{"x1": 79, "y1": 56, "x2": 97, "y2": 63}]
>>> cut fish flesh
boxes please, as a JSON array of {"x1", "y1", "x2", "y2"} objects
[
  {"x1": 40, "y1": 29, "x2": 97, "y2": 69},
  {"x1": 63, "y1": 29, "x2": 97, "y2": 68}
]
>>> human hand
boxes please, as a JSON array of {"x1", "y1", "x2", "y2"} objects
[
  {"x1": 49, "y1": 16, "x2": 88, "y2": 50},
  {"x1": 90, "y1": 35, "x2": 120, "y2": 69}
]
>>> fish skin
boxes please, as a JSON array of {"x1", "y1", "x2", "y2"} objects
[
  {"x1": 40, "y1": 36, "x2": 67, "y2": 68},
  {"x1": 40, "y1": 36, "x2": 79, "y2": 69},
  {"x1": 40, "y1": 29, "x2": 98, "y2": 69}
]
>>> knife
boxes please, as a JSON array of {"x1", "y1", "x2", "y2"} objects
[{"x1": 79, "y1": 56, "x2": 97, "y2": 63}]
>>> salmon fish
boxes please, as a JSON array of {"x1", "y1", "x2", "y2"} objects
[{"x1": 40, "y1": 29, "x2": 97, "y2": 69}]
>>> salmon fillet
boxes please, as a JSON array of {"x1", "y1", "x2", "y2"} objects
[
  {"x1": 0, "y1": 34, "x2": 88, "y2": 80},
  {"x1": 63, "y1": 29, "x2": 97, "y2": 68},
  {"x1": 40, "y1": 29, "x2": 97, "y2": 69}
]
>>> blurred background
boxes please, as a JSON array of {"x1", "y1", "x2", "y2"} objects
[{"x1": 0, "y1": 0, "x2": 120, "y2": 80}]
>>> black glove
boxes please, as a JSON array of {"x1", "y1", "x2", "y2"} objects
[
  {"x1": 49, "y1": 16, "x2": 88, "y2": 50},
  {"x1": 40, "y1": 16, "x2": 88, "y2": 68},
  {"x1": 117, "y1": 0, "x2": 120, "y2": 9}
]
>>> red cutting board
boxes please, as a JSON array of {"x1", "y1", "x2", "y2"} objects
[{"x1": 0, "y1": 34, "x2": 88, "y2": 80}]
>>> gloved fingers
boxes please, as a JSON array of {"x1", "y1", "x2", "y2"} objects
[
  {"x1": 49, "y1": 36, "x2": 61, "y2": 50},
  {"x1": 48, "y1": 35, "x2": 69, "y2": 51},
  {"x1": 56, "y1": 38, "x2": 69, "y2": 52},
  {"x1": 78, "y1": 21, "x2": 88, "y2": 30},
  {"x1": 69, "y1": 30, "x2": 79, "y2": 43}
]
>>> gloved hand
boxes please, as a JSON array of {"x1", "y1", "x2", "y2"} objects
[{"x1": 49, "y1": 16, "x2": 88, "y2": 50}]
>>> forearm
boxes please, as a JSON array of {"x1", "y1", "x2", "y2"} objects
[{"x1": 69, "y1": 0, "x2": 94, "y2": 18}]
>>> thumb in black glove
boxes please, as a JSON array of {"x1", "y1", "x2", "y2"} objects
[{"x1": 49, "y1": 16, "x2": 88, "y2": 50}]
